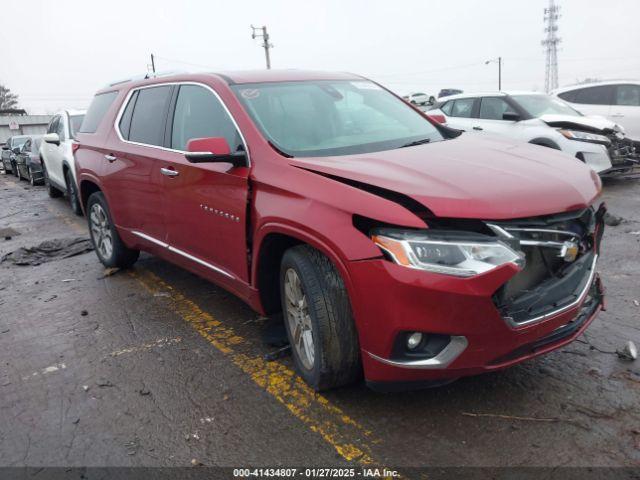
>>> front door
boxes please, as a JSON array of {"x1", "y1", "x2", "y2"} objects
[{"x1": 162, "y1": 84, "x2": 250, "y2": 282}]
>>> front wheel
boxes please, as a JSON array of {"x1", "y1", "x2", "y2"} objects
[
  {"x1": 87, "y1": 192, "x2": 139, "y2": 269},
  {"x1": 65, "y1": 169, "x2": 83, "y2": 216},
  {"x1": 280, "y1": 245, "x2": 361, "y2": 391}
]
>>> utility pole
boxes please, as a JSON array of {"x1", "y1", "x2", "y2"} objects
[
  {"x1": 542, "y1": 0, "x2": 561, "y2": 92},
  {"x1": 251, "y1": 25, "x2": 273, "y2": 69},
  {"x1": 485, "y1": 57, "x2": 502, "y2": 90},
  {"x1": 150, "y1": 53, "x2": 156, "y2": 74}
]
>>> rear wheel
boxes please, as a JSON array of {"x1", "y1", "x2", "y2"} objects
[
  {"x1": 43, "y1": 164, "x2": 63, "y2": 198},
  {"x1": 65, "y1": 169, "x2": 83, "y2": 216},
  {"x1": 87, "y1": 192, "x2": 139, "y2": 269},
  {"x1": 28, "y1": 167, "x2": 36, "y2": 186},
  {"x1": 12, "y1": 162, "x2": 19, "y2": 178},
  {"x1": 280, "y1": 245, "x2": 361, "y2": 391}
]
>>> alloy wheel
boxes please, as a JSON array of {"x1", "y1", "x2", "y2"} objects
[
  {"x1": 284, "y1": 268, "x2": 315, "y2": 370},
  {"x1": 89, "y1": 203, "x2": 113, "y2": 260}
]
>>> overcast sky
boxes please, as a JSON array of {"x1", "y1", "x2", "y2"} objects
[{"x1": 2, "y1": 0, "x2": 639, "y2": 114}]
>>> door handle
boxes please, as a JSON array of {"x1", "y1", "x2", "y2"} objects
[
  {"x1": 160, "y1": 167, "x2": 179, "y2": 177},
  {"x1": 104, "y1": 154, "x2": 117, "y2": 162},
  {"x1": 473, "y1": 126, "x2": 483, "y2": 131}
]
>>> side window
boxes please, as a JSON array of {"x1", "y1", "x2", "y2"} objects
[
  {"x1": 450, "y1": 98, "x2": 475, "y2": 118},
  {"x1": 440, "y1": 101, "x2": 453, "y2": 116},
  {"x1": 615, "y1": 84, "x2": 640, "y2": 107},
  {"x1": 170, "y1": 85, "x2": 242, "y2": 152},
  {"x1": 118, "y1": 90, "x2": 139, "y2": 140},
  {"x1": 572, "y1": 86, "x2": 614, "y2": 105},
  {"x1": 128, "y1": 86, "x2": 172, "y2": 146},
  {"x1": 80, "y1": 91, "x2": 119, "y2": 133},
  {"x1": 47, "y1": 116, "x2": 59, "y2": 134},
  {"x1": 23, "y1": 139, "x2": 31, "y2": 152},
  {"x1": 478, "y1": 97, "x2": 516, "y2": 120},
  {"x1": 56, "y1": 115, "x2": 66, "y2": 142},
  {"x1": 557, "y1": 91, "x2": 577, "y2": 103}
]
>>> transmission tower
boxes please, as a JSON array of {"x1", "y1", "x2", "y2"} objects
[{"x1": 542, "y1": 0, "x2": 561, "y2": 92}]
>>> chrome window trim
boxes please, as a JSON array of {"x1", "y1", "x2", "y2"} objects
[
  {"x1": 505, "y1": 253, "x2": 599, "y2": 328},
  {"x1": 131, "y1": 230, "x2": 234, "y2": 280},
  {"x1": 366, "y1": 336, "x2": 468, "y2": 369},
  {"x1": 113, "y1": 81, "x2": 251, "y2": 167}
]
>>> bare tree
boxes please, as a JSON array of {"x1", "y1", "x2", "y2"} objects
[{"x1": 0, "y1": 85, "x2": 19, "y2": 109}]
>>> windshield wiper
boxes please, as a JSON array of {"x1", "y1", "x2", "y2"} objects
[{"x1": 400, "y1": 138, "x2": 431, "y2": 148}]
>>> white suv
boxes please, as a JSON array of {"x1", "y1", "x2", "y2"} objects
[
  {"x1": 402, "y1": 92, "x2": 435, "y2": 106},
  {"x1": 427, "y1": 92, "x2": 639, "y2": 177},
  {"x1": 553, "y1": 81, "x2": 640, "y2": 141},
  {"x1": 41, "y1": 110, "x2": 86, "y2": 215}
]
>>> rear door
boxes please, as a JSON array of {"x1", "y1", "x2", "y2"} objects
[
  {"x1": 103, "y1": 85, "x2": 174, "y2": 243},
  {"x1": 162, "y1": 83, "x2": 250, "y2": 282},
  {"x1": 611, "y1": 84, "x2": 640, "y2": 140},
  {"x1": 50, "y1": 114, "x2": 68, "y2": 186},
  {"x1": 441, "y1": 97, "x2": 479, "y2": 131}
]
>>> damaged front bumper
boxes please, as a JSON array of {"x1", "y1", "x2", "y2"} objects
[
  {"x1": 601, "y1": 134, "x2": 640, "y2": 178},
  {"x1": 349, "y1": 205, "x2": 606, "y2": 387}
]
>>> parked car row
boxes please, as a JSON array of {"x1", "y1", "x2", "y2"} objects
[
  {"x1": 426, "y1": 91, "x2": 640, "y2": 177},
  {"x1": 1, "y1": 109, "x2": 86, "y2": 212}
]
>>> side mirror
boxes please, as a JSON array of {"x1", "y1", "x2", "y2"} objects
[
  {"x1": 184, "y1": 137, "x2": 247, "y2": 167},
  {"x1": 43, "y1": 133, "x2": 60, "y2": 146},
  {"x1": 1, "y1": 145, "x2": 8, "y2": 150},
  {"x1": 502, "y1": 112, "x2": 521, "y2": 122}
]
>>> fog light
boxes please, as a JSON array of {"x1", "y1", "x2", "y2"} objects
[{"x1": 406, "y1": 332, "x2": 423, "y2": 350}]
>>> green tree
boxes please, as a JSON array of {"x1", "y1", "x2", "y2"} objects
[{"x1": 0, "y1": 85, "x2": 19, "y2": 109}]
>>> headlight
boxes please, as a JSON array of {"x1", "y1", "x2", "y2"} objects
[
  {"x1": 558, "y1": 129, "x2": 610, "y2": 145},
  {"x1": 372, "y1": 229, "x2": 525, "y2": 277}
]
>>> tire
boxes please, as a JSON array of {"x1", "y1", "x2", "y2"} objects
[
  {"x1": 280, "y1": 245, "x2": 361, "y2": 391},
  {"x1": 13, "y1": 162, "x2": 19, "y2": 178},
  {"x1": 87, "y1": 191, "x2": 139, "y2": 269},
  {"x1": 43, "y1": 163, "x2": 63, "y2": 198},
  {"x1": 65, "y1": 169, "x2": 83, "y2": 216},
  {"x1": 28, "y1": 167, "x2": 36, "y2": 186}
]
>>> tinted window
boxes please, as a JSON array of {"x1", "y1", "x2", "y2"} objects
[
  {"x1": 557, "y1": 91, "x2": 577, "y2": 103},
  {"x1": 440, "y1": 101, "x2": 454, "y2": 116},
  {"x1": 171, "y1": 85, "x2": 241, "y2": 152},
  {"x1": 128, "y1": 86, "x2": 172, "y2": 146},
  {"x1": 23, "y1": 139, "x2": 32, "y2": 152},
  {"x1": 478, "y1": 97, "x2": 516, "y2": 120},
  {"x1": 118, "y1": 90, "x2": 139, "y2": 140},
  {"x1": 450, "y1": 98, "x2": 475, "y2": 118},
  {"x1": 81, "y1": 91, "x2": 118, "y2": 133},
  {"x1": 69, "y1": 115, "x2": 84, "y2": 139},
  {"x1": 615, "y1": 84, "x2": 640, "y2": 106},
  {"x1": 569, "y1": 86, "x2": 614, "y2": 105}
]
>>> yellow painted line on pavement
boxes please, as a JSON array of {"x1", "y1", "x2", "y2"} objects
[{"x1": 131, "y1": 268, "x2": 382, "y2": 466}]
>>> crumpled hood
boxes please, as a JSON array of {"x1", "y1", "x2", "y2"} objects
[
  {"x1": 539, "y1": 113, "x2": 621, "y2": 133},
  {"x1": 291, "y1": 134, "x2": 601, "y2": 220}
]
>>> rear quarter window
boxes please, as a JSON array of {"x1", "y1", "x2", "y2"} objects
[{"x1": 80, "y1": 91, "x2": 118, "y2": 133}]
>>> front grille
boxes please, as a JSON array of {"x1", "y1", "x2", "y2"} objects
[{"x1": 488, "y1": 205, "x2": 605, "y2": 326}]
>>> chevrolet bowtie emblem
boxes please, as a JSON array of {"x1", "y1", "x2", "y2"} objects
[{"x1": 559, "y1": 241, "x2": 579, "y2": 262}]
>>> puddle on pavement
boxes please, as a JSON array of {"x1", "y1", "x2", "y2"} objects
[{"x1": 1, "y1": 237, "x2": 93, "y2": 266}]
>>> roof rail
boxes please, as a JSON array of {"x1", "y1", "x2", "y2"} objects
[{"x1": 104, "y1": 70, "x2": 189, "y2": 88}]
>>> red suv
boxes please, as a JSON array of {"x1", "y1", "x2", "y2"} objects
[{"x1": 75, "y1": 71, "x2": 605, "y2": 391}]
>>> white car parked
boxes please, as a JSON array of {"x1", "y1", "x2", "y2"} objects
[
  {"x1": 40, "y1": 110, "x2": 86, "y2": 215},
  {"x1": 402, "y1": 92, "x2": 435, "y2": 106},
  {"x1": 427, "y1": 92, "x2": 639, "y2": 176},
  {"x1": 553, "y1": 81, "x2": 640, "y2": 141}
]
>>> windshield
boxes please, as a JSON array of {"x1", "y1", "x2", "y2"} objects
[
  {"x1": 232, "y1": 80, "x2": 444, "y2": 157},
  {"x1": 512, "y1": 95, "x2": 582, "y2": 118},
  {"x1": 69, "y1": 114, "x2": 85, "y2": 138},
  {"x1": 12, "y1": 137, "x2": 29, "y2": 148}
]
